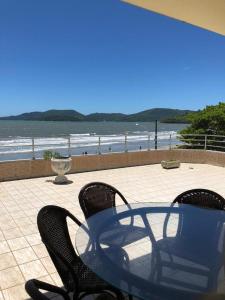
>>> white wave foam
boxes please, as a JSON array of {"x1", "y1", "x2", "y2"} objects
[
  {"x1": 70, "y1": 133, "x2": 96, "y2": 137},
  {"x1": 0, "y1": 131, "x2": 179, "y2": 154}
]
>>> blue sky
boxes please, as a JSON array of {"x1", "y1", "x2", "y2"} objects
[{"x1": 0, "y1": 0, "x2": 225, "y2": 116}]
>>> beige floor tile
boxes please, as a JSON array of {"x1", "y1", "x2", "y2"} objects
[
  {"x1": 38, "y1": 274, "x2": 54, "y2": 285},
  {"x1": 19, "y1": 204, "x2": 33, "y2": 210},
  {"x1": 0, "y1": 253, "x2": 17, "y2": 271},
  {"x1": 0, "y1": 241, "x2": 10, "y2": 254},
  {"x1": 8, "y1": 237, "x2": 29, "y2": 251},
  {"x1": 25, "y1": 233, "x2": 41, "y2": 246},
  {"x1": 14, "y1": 218, "x2": 32, "y2": 227},
  {"x1": 5, "y1": 205, "x2": 21, "y2": 214},
  {"x1": 23, "y1": 209, "x2": 38, "y2": 218},
  {"x1": 50, "y1": 272, "x2": 63, "y2": 287},
  {"x1": 0, "y1": 216, "x2": 15, "y2": 223},
  {"x1": 0, "y1": 266, "x2": 24, "y2": 289},
  {"x1": 32, "y1": 243, "x2": 48, "y2": 258},
  {"x1": 3, "y1": 228, "x2": 23, "y2": 240},
  {"x1": 19, "y1": 224, "x2": 38, "y2": 236},
  {"x1": 19, "y1": 260, "x2": 48, "y2": 281},
  {"x1": 0, "y1": 219, "x2": 17, "y2": 231},
  {"x1": 0, "y1": 232, "x2": 5, "y2": 242},
  {"x1": 10, "y1": 211, "x2": 26, "y2": 220},
  {"x1": 1, "y1": 163, "x2": 225, "y2": 296},
  {"x1": 40, "y1": 257, "x2": 56, "y2": 274},
  {"x1": 13, "y1": 247, "x2": 38, "y2": 264},
  {"x1": 3, "y1": 284, "x2": 29, "y2": 300}
]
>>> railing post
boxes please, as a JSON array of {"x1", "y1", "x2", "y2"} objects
[
  {"x1": 124, "y1": 133, "x2": 128, "y2": 153},
  {"x1": 204, "y1": 135, "x2": 207, "y2": 150},
  {"x1": 98, "y1": 136, "x2": 101, "y2": 154},
  {"x1": 148, "y1": 134, "x2": 150, "y2": 151},
  {"x1": 32, "y1": 137, "x2": 35, "y2": 160},
  {"x1": 154, "y1": 120, "x2": 158, "y2": 150},
  {"x1": 169, "y1": 134, "x2": 172, "y2": 150},
  {"x1": 68, "y1": 135, "x2": 71, "y2": 157}
]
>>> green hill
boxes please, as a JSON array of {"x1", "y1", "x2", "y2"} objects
[
  {"x1": 85, "y1": 113, "x2": 126, "y2": 122},
  {"x1": 124, "y1": 108, "x2": 193, "y2": 122},
  {"x1": 0, "y1": 108, "x2": 194, "y2": 123},
  {"x1": 0, "y1": 110, "x2": 85, "y2": 121}
]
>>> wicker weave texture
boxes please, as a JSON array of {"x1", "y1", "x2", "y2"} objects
[
  {"x1": 173, "y1": 189, "x2": 225, "y2": 210},
  {"x1": 79, "y1": 182, "x2": 128, "y2": 219}
]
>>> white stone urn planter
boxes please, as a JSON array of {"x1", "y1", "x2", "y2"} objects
[
  {"x1": 161, "y1": 160, "x2": 180, "y2": 169},
  {"x1": 51, "y1": 157, "x2": 72, "y2": 184}
]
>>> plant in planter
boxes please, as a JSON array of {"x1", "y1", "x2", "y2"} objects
[
  {"x1": 43, "y1": 150, "x2": 72, "y2": 184},
  {"x1": 161, "y1": 160, "x2": 180, "y2": 169},
  {"x1": 43, "y1": 150, "x2": 61, "y2": 160}
]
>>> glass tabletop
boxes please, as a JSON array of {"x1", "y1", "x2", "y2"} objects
[{"x1": 75, "y1": 202, "x2": 225, "y2": 300}]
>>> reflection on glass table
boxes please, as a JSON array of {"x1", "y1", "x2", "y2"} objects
[{"x1": 75, "y1": 202, "x2": 225, "y2": 300}]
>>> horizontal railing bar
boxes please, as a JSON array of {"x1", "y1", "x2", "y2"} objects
[
  {"x1": 179, "y1": 139, "x2": 205, "y2": 143},
  {"x1": 202, "y1": 134, "x2": 225, "y2": 138},
  {"x1": 206, "y1": 144, "x2": 225, "y2": 149},
  {"x1": 34, "y1": 144, "x2": 68, "y2": 147},
  {"x1": 178, "y1": 143, "x2": 204, "y2": 147},
  {"x1": 178, "y1": 134, "x2": 225, "y2": 138},
  {"x1": 177, "y1": 134, "x2": 207, "y2": 137},
  {"x1": 206, "y1": 140, "x2": 225, "y2": 144},
  {"x1": 179, "y1": 137, "x2": 205, "y2": 140},
  {"x1": 0, "y1": 145, "x2": 33, "y2": 148}
]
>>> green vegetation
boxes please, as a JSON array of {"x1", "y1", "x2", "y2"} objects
[
  {"x1": 43, "y1": 150, "x2": 61, "y2": 160},
  {"x1": 179, "y1": 102, "x2": 225, "y2": 150},
  {"x1": 0, "y1": 108, "x2": 194, "y2": 123},
  {"x1": 85, "y1": 113, "x2": 126, "y2": 122},
  {"x1": 180, "y1": 103, "x2": 225, "y2": 135},
  {"x1": 161, "y1": 114, "x2": 192, "y2": 123}
]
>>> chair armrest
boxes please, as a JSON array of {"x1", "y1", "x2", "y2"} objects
[{"x1": 25, "y1": 279, "x2": 70, "y2": 300}]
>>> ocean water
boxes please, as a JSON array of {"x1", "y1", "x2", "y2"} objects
[{"x1": 0, "y1": 120, "x2": 188, "y2": 161}]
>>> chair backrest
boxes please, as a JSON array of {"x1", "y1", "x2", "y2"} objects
[
  {"x1": 173, "y1": 189, "x2": 225, "y2": 210},
  {"x1": 173, "y1": 189, "x2": 225, "y2": 242},
  {"x1": 79, "y1": 182, "x2": 128, "y2": 219},
  {"x1": 37, "y1": 205, "x2": 82, "y2": 291}
]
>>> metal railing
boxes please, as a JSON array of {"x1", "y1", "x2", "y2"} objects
[{"x1": 1, "y1": 133, "x2": 225, "y2": 161}]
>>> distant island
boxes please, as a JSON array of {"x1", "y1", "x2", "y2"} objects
[{"x1": 0, "y1": 108, "x2": 194, "y2": 123}]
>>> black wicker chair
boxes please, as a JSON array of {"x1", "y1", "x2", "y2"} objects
[
  {"x1": 25, "y1": 279, "x2": 70, "y2": 300},
  {"x1": 79, "y1": 182, "x2": 128, "y2": 219},
  {"x1": 25, "y1": 278, "x2": 118, "y2": 300},
  {"x1": 173, "y1": 188, "x2": 225, "y2": 210},
  {"x1": 162, "y1": 189, "x2": 225, "y2": 239},
  {"x1": 79, "y1": 181, "x2": 149, "y2": 250},
  {"x1": 37, "y1": 205, "x2": 125, "y2": 300},
  {"x1": 150, "y1": 189, "x2": 225, "y2": 292}
]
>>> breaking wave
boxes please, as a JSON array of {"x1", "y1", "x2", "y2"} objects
[{"x1": 0, "y1": 131, "x2": 178, "y2": 155}]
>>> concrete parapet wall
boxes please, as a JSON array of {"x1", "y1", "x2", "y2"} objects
[{"x1": 0, "y1": 149, "x2": 225, "y2": 182}]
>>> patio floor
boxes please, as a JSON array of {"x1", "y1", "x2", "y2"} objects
[{"x1": 0, "y1": 162, "x2": 225, "y2": 299}]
